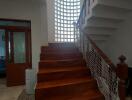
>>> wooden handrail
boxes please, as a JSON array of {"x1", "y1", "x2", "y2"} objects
[{"x1": 85, "y1": 33, "x2": 116, "y2": 71}]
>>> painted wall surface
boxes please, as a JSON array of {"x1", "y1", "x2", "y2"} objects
[
  {"x1": 104, "y1": 12, "x2": 132, "y2": 67},
  {"x1": 80, "y1": 0, "x2": 84, "y2": 9},
  {"x1": 46, "y1": 0, "x2": 55, "y2": 43},
  {"x1": 40, "y1": 3, "x2": 48, "y2": 46}
]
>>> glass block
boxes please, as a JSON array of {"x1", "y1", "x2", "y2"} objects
[{"x1": 54, "y1": 0, "x2": 80, "y2": 42}]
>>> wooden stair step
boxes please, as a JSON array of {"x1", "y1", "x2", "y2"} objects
[
  {"x1": 39, "y1": 59, "x2": 86, "y2": 68},
  {"x1": 41, "y1": 52, "x2": 82, "y2": 56},
  {"x1": 37, "y1": 67, "x2": 91, "y2": 82},
  {"x1": 35, "y1": 77, "x2": 98, "y2": 99},
  {"x1": 38, "y1": 66, "x2": 88, "y2": 73},
  {"x1": 44, "y1": 89, "x2": 104, "y2": 100},
  {"x1": 48, "y1": 43, "x2": 77, "y2": 47},
  {"x1": 36, "y1": 77, "x2": 97, "y2": 90},
  {"x1": 41, "y1": 45, "x2": 77, "y2": 49},
  {"x1": 40, "y1": 53, "x2": 82, "y2": 60},
  {"x1": 41, "y1": 47, "x2": 79, "y2": 53}
]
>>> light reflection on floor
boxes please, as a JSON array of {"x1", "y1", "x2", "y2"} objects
[{"x1": 0, "y1": 78, "x2": 24, "y2": 100}]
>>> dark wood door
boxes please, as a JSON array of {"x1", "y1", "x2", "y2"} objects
[{"x1": 5, "y1": 27, "x2": 31, "y2": 86}]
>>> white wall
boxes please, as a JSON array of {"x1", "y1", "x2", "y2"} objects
[
  {"x1": 80, "y1": 0, "x2": 84, "y2": 9},
  {"x1": 104, "y1": 12, "x2": 132, "y2": 67},
  {"x1": 46, "y1": 0, "x2": 55, "y2": 43},
  {"x1": 40, "y1": 2, "x2": 48, "y2": 46}
]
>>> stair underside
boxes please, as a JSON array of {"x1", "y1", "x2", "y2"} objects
[{"x1": 83, "y1": 0, "x2": 132, "y2": 43}]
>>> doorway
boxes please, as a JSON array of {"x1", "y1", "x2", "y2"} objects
[{"x1": 0, "y1": 19, "x2": 32, "y2": 87}]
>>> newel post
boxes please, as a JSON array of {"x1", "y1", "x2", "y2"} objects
[{"x1": 116, "y1": 55, "x2": 128, "y2": 100}]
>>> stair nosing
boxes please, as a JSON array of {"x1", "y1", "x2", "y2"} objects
[
  {"x1": 39, "y1": 58, "x2": 85, "y2": 62},
  {"x1": 38, "y1": 67, "x2": 88, "y2": 74},
  {"x1": 47, "y1": 90, "x2": 104, "y2": 100},
  {"x1": 36, "y1": 77, "x2": 95, "y2": 89}
]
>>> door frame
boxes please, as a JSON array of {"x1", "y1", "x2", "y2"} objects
[
  {"x1": 0, "y1": 19, "x2": 32, "y2": 86},
  {"x1": 5, "y1": 27, "x2": 32, "y2": 64}
]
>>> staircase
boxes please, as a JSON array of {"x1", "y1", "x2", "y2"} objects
[{"x1": 35, "y1": 43, "x2": 104, "y2": 100}]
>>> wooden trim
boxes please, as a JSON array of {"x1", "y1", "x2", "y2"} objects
[
  {"x1": 0, "y1": 26, "x2": 31, "y2": 31},
  {"x1": 2, "y1": 27, "x2": 31, "y2": 66},
  {"x1": 116, "y1": 55, "x2": 128, "y2": 100},
  {"x1": 85, "y1": 33, "x2": 116, "y2": 71},
  {"x1": 29, "y1": 30, "x2": 32, "y2": 68},
  {"x1": 5, "y1": 30, "x2": 9, "y2": 64},
  {"x1": 0, "y1": 18, "x2": 31, "y2": 23},
  {"x1": 0, "y1": 19, "x2": 32, "y2": 86},
  {"x1": 25, "y1": 31, "x2": 29, "y2": 64},
  {"x1": 10, "y1": 32, "x2": 14, "y2": 63}
]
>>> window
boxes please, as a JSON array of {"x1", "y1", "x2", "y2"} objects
[{"x1": 55, "y1": 0, "x2": 80, "y2": 42}]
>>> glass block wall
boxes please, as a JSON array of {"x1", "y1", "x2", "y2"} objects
[{"x1": 55, "y1": 0, "x2": 80, "y2": 42}]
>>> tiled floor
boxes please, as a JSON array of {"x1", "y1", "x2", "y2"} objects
[
  {"x1": 17, "y1": 90, "x2": 34, "y2": 100},
  {"x1": 0, "y1": 78, "x2": 24, "y2": 100},
  {"x1": 126, "y1": 97, "x2": 132, "y2": 100}
]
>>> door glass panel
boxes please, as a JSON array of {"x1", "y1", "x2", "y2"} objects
[
  {"x1": 13, "y1": 32, "x2": 26, "y2": 63},
  {"x1": 8, "y1": 32, "x2": 12, "y2": 63},
  {"x1": 0, "y1": 29, "x2": 6, "y2": 74},
  {"x1": 0, "y1": 30, "x2": 5, "y2": 58}
]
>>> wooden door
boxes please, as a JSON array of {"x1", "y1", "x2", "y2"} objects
[{"x1": 5, "y1": 27, "x2": 31, "y2": 86}]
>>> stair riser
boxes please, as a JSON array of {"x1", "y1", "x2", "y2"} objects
[
  {"x1": 35, "y1": 81, "x2": 97, "y2": 100},
  {"x1": 41, "y1": 48, "x2": 79, "y2": 53},
  {"x1": 40, "y1": 54, "x2": 82, "y2": 60},
  {"x1": 88, "y1": 96, "x2": 105, "y2": 100},
  {"x1": 48, "y1": 43, "x2": 76, "y2": 47},
  {"x1": 42, "y1": 44, "x2": 77, "y2": 49},
  {"x1": 37, "y1": 70, "x2": 91, "y2": 82},
  {"x1": 68, "y1": 96, "x2": 105, "y2": 100},
  {"x1": 41, "y1": 52, "x2": 82, "y2": 56},
  {"x1": 39, "y1": 60, "x2": 86, "y2": 69},
  {"x1": 35, "y1": 94, "x2": 104, "y2": 100},
  {"x1": 41, "y1": 45, "x2": 77, "y2": 49}
]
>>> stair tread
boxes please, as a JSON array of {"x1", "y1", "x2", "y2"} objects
[
  {"x1": 38, "y1": 66, "x2": 88, "y2": 74},
  {"x1": 36, "y1": 77, "x2": 94, "y2": 89},
  {"x1": 41, "y1": 52, "x2": 81, "y2": 54},
  {"x1": 40, "y1": 58, "x2": 84, "y2": 62},
  {"x1": 45, "y1": 89, "x2": 104, "y2": 100}
]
